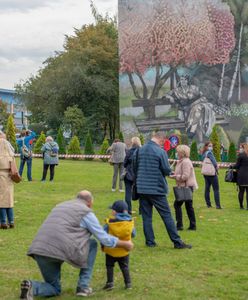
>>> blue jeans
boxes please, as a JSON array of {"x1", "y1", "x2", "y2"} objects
[
  {"x1": 124, "y1": 178, "x2": 133, "y2": 214},
  {"x1": 31, "y1": 239, "x2": 98, "y2": 297},
  {"x1": 0, "y1": 208, "x2": 14, "y2": 224},
  {"x1": 19, "y1": 157, "x2": 32, "y2": 181},
  {"x1": 204, "y1": 175, "x2": 221, "y2": 208},
  {"x1": 139, "y1": 194, "x2": 183, "y2": 247}
]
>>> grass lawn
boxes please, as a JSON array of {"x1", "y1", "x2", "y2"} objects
[{"x1": 1, "y1": 159, "x2": 248, "y2": 300}]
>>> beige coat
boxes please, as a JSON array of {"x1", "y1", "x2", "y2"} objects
[
  {"x1": 174, "y1": 158, "x2": 198, "y2": 190},
  {"x1": 0, "y1": 138, "x2": 14, "y2": 208}
]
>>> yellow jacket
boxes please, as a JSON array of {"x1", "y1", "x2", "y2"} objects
[{"x1": 103, "y1": 218, "x2": 134, "y2": 257}]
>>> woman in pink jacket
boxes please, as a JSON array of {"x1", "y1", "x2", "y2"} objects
[{"x1": 170, "y1": 145, "x2": 198, "y2": 231}]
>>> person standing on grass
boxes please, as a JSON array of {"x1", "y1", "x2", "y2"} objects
[
  {"x1": 19, "y1": 190, "x2": 133, "y2": 299},
  {"x1": 0, "y1": 131, "x2": 15, "y2": 229},
  {"x1": 232, "y1": 143, "x2": 248, "y2": 209},
  {"x1": 133, "y1": 131, "x2": 192, "y2": 249},
  {"x1": 41, "y1": 136, "x2": 59, "y2": 182},
  {"x1": 201, "y1": 141, "x2": 221, "y2": 209},
  {"x1": 123, "y1": 136, "x2": 141, "y2": 214},
  {"x1": 107, "y1": 139, "x2": 126, "y2": 193},
  {"x1": 16, "y1": 130, "x2": 36, "y2": 181}
]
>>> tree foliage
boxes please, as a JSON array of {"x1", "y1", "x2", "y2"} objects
[
  {"x1": 0, "y1": 99, "x2": 9, "y2": 130},
  {"x1": 68, "y1": 136, "x2": 81, "y2": 154},
  {"x1": 99, "y1": 137, "x2": 109, "y2": 162},
  {"x1": 57, "y1": 127, "x2": 66, "y2": 154},
  {"x1": 210, "y1": 125, "x2": 221, "y2": 161},
  {"x1": 190, "y1": 141, "x2": 199, "y2": 161},
  {"x1": 139, "y1": 133, "x2": 145, "y2": 145},
  {"x1": 118, "y1": 131, "x2": 124, "y2": 142},
  {"x1": 63, "y1": 105, "x2": 85, "y2": 138},
  {"x1": 6, "y1": 115, "x2": 17, "y2": 151},
  {"x1": 34, "y1": 132, "x2": 46, "y2": 154},
  {"x1": 16, "y1": 11, "x2": 118, "y2": 142},
  {"x1": 84, "y1": 131, "x2": 95, "y2": 161},
  {"x1": 228, "y1": 142, "x2": 237, "y2": 162}
]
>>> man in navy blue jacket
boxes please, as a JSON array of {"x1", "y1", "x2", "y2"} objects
[{"x1": 134, "y1": 131, "x2": 192, "y2": 249}]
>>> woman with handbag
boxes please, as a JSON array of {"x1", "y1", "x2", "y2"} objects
[
  {"x1": 41, "y1": 136, "x2": 59, "y2": 182},
  {"x1": 201, "y1": 141, "x2": 221, "y2": 209},
  {"x1": 232, "y1": 143, "x2": 248, "y2": 209},
  {"x1": 123, "y1": 137, "x2": 141, "y2": 214},
  {"x1": 170, "y1": 145, "x2": 198, "y2": 231},
  {"x1": 0, "y1": 131, "x2": 15, "y2": 229}
]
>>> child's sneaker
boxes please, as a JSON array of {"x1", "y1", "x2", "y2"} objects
[
  {"x1": 125, "y1": 283, "x2": 132, "y2": 289},
  {"x1": 103, "y1": 282, "x2": 114, "y2": 291},
  {"x1": 20, "y1": 280, "x2": 33, "y2": 300}
]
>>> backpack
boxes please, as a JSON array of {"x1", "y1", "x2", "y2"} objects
[
  {"x1": 49, "y1": 144, "x2": 58, "y2": 157},
  {"x1": 22, "y1": 139, "x2": 32, "y2": 159}
]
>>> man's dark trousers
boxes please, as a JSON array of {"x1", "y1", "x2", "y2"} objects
[{"x1": 139, "y1": 194, "x2": 182, "y2": 247}]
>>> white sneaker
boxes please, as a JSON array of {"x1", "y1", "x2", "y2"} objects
[
  {"x1": 119, "y1": 189, "x2": 124, "y2": 193},
  {"x1": 111, "y1": 189, "x2": 116, "y2": 192}
]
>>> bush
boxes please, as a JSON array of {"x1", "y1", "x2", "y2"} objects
[
  {"x1": 210, "y1": 125, "x2": 221, "y2": 162},
  {"x1": 139, "y1": 133, "x2": 145, "y2": 145},
  {"x1": 180, "y1": 133, "x2": 189, "y2": 145},
  {"x1": 68, "y1": 136, "x2": 81, "y2": 154},
  {"x1": 6, "y1": 115, "x2": 18, "y2": 152},
  {"x1": 118, "y1": 131, "x2": 124, "y2": 142},
  {"x1": 57, "y1": 127, "x2": 66, "y2": 154},
  {"x1": 99, "y1": 137, "x2": 109, "y2": 162},
  {"x1": 84, "y1": 131, "x2": 95, "y2": 161},
  {"x1": 190, "y1": 141, "x2": 199, "y2": 161},
  {"x1": 33, "y1": 132, "x2": 46, "y2": 154},
  {"x1": 228, "y1": 142, "x2": 237, "y2": 162}
]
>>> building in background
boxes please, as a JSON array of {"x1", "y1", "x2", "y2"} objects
[{"x1": 0, "y1": 88, "x2": 28, "y2": 130}]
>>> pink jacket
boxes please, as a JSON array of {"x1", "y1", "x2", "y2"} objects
[{"x1": 174, "y1": 158, "x2": 198, "y2": 190}]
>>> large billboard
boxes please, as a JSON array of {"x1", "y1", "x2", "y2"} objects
[{"x1": 119, "y1": 0, "x2": 248, "y2": 146}]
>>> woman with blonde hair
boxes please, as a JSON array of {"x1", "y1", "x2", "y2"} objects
[
  {"x1": 0, "y1": 130, "x2": 15, "y2": 229},
  {"x1": 123, "y1": 136, "x2": 141, "y2": 214},
  {"x1": 232, "y1": 143, "x2": 248, "y2": 209},
  {"x1": 170, "y1": 145, "x2": 198, "y2": 230}
]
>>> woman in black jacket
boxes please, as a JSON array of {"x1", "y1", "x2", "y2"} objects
[
  {"x1": 233, "y1": 143, "x2": 248, "y2": 209},
  {"x1": 123, "y1": 137, "x2": 141, "y2": 214}
]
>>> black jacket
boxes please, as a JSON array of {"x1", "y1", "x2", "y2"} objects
[
  {"x1": 123, "y1": 146, "x2": 138, "y2": 182},
  {"x1": 233, "y1": 153, "x2": 248, "y2": 186}
]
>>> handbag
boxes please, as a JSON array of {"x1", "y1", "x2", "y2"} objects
[
  {"x1": 201, "y1": 157, "x2": 216, "y2": 176},
  {"x1": 120, "y1": 169, "x2": 127, "y2": 180},
  {"x1": 225, "y1": 169, "x2": 237, "y2": 183},
  {"x1": 9, "y1": 159, "x2": 22, "y2": 183},
  {"x1": 132, "y1": 148, "x2": 140, "y2": 201},
  {"x1": 22, "y1": 138, "x2": 32, "y2": 159},
  {"x1": 173, "y1": 186, "x2": 193, "y2": 202}
]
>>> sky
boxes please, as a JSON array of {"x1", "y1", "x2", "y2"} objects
[{"x1": 0, "y1": 0, "x2": 117, "y2": 90}]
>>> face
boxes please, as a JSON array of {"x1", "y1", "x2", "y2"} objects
[{"x1": 112, "y1": 210, "x2": 117, "y2": 216}]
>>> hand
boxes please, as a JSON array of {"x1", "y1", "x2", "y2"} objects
[
  {"x1": 124, "y1": 240, "x2": 134, "y2": 251},
  {"x1": 169, "y1": 174, "x2": 176, "y2": 179}
]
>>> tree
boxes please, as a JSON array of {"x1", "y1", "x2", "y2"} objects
[
  {"x1": 210, "y1": 125, "x2": 221, "y2": 162},
  {"x1": 139, "y1": 133, "x2": 145, "y2": 145},
  {"x1": 57, "y1": 127, "x2": 66, "y2": 154},
  {"x1": 99, "y1": 137, "x2": 109, "y2": 162},
  {"x1": 84, "y1": 131, "x2": 95, "y2": 161},
  {"x1": 6, "y1": 115, "x2": 18, "y2": 151},
  {"x1": 228, "y1": 142, "x2": 237, "y2": 162},
  {"x1": 180, "y1": 133, "x2": 189, "y2": 146},
  {"x1": 63, "y1": 105, "x2": 85, "y2": 138},
  {"x1": 33, "y1": 132, "x2": 46, "y2": 154},
  {"x1": 68, "y1": 136, "x2": 81, "y2": 154},
  {"x1": 118, "y1": 131, "x2": 124, "y2": 142},
  {"x1": 0, "y1": 99, "x2": 9, "y2": 129},
  {"x1": 190, "y1": 141, "x2": 199, "y2": 161},
  {"x1": 119, "y1": 0, "x2": 235, "y2": 118}
]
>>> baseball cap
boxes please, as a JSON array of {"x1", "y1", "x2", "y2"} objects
[{"x1": 109, "y1": 200, "x2": 128, "y2": 213}]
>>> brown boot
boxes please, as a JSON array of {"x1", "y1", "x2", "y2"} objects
[
  {"x1": 9, "y1": 223, "x2": 15, "y2": 229},
  {"x1": 0, "y1": 224, "x2": 8, "y2": 229}
]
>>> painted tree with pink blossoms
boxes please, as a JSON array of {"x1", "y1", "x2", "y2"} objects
[{"x1": 119, "y1": 0, "x2": 235, "y2": 119}]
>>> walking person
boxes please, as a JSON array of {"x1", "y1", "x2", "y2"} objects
[
  {"x1": 134, "y1": 131, "x2": 192, "y2": 249},
  {"x1": 0, "y1": 131, "x2": 15, "y2": 229},
  {"x1": 201, "y1": 141, "x2": 221, "y2": 209},
  {"x1": 19, "y1": 191, "x2": 133, "y2": 299},
  {"x1": 170, "y1": 145, "x2": 198, "y2": 231},
  {"x1": 232, "y1": 143, "x2": 248, "y2": 209},
  {"x1": 16, "y1": 130, "x2": 36, "y2": 181},
  {"x1": 123, "y1": 136, "x2": 141, "y2": 214},
  {"x1": 107, "y1": 139, "x2": 126, "y2": 192},
  {"x1": 41, "y1": 136, "x2": 59, "y2": 182}
]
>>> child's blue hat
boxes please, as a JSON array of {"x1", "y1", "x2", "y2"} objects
[{"x1": 109, "y1": 200, "x2": 128, "y2": 213}]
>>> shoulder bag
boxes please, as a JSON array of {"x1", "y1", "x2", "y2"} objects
[
  {"x1": 225, "y1": 168, "x2": 237, "y2": 183},
  {"x1": 9, "y1": 159, "x2": 22, "y2": 183},
  {"x1": 173, "y1": 161, "x2": 193, "y2": 202},
  {"x1": 201, "y1": 157, "x2": 216, "y2": 176}
]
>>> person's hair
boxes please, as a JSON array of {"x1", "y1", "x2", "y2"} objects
[
  {"x1": 202, "y1": 141, "x2": 212, "y2": 154},
  {"x1": 152, "y1": 131, "x2": 166, "y2": 140},
  {"x1": 77, "y1": 191, "x2": 93, "y2": 203},
  {"x1": 20, "y1": 130, "x2": 26, "y2": 137},
  {"x1": 177, "y1": 145, "x2": 190, "y2": 158},
  {"x1": 114, "y1": 139, "x2": 120, "y2": 143},
  {"x1": 46, "y1": 136, "x2": 53, "y2": 142},
  {"x1": 131, "y1": 136, "x2": 141, "y2": 147},
  {"x1": 241, "y1": 143, "x2": 248, "y2": 155}
]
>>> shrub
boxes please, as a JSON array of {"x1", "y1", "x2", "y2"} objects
[
  {"x1": 139, "y1": 133, "x2": 145, "y2": 145},
  {"x1": 228, "y1": 142, "x2": 237, "y2": 162},
  {"x1": 118, "y1": 131, "x2": 124, "y2": 142},
  {"x1": 6, "y1": 115, "x2": 18, "y2": 151},
  {"x1": 33, "y1": 132, "x2": 46, "y2": 154},
  {"x1": 57, "y1": 127, "x2": 66, "y2": 154},
  {"x1": 210, "y1": 125, "x2": 221, "y2": 162},
  {"x1": 84, "y1": 131, "x2": 95, "y2": 161},
  {"x1": 68, "y1": 136, "x2": 81, "y2": 154},
  {"x1": 190, "y1": 141, "x2": 199, "y2": 161},
  {"x1": 99, "y1": 137, "x2": 109, "y2": 162}
]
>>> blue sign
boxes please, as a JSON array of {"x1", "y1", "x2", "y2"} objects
[{"x1": 169, "y1": 135, "x2": 179, "y2": 148}]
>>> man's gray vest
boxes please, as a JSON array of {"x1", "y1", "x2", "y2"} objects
[{"x1": 27, "y1": 199, "x2": 92, "y2": 268}]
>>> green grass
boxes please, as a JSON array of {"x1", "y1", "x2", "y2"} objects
[{"x1": 1, "y1": 159, "x2": 248, "y2": 300}]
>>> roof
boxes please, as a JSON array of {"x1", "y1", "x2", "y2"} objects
[{"x1": 0, "y1": 88, "x2": 16, "y2": 94}]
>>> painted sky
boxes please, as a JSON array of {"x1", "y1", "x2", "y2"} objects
[{"x1": 0, "y1": 0, "x2": 117, "y2": 89}]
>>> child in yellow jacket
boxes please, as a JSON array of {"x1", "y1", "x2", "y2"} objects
[{"x1": 103, "y1": 200, "x2": 136, "y2": 290}]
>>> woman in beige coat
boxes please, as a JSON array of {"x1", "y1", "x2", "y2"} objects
[
  {"x1": 0, "y1": 131, "x2": 15, "y2": 229},
  {"x1": 170, "y1": 145, "x2": 198, "y2": 231}
]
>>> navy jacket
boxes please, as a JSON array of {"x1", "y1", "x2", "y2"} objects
[
  {"x1": 134, "y1": 140, "x2": 171, "y2": 195},
  {"x1": 123, "y1": 146, "x2": 139, "y2": 182}
]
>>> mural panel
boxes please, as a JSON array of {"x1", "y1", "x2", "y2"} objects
[{"x1": 119, "y1": 0, "x2": 248, "y2": 146}]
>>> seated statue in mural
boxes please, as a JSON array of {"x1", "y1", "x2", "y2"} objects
[{"x1": 163, "y1": 75, "x2": 215, "y2": 142}]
